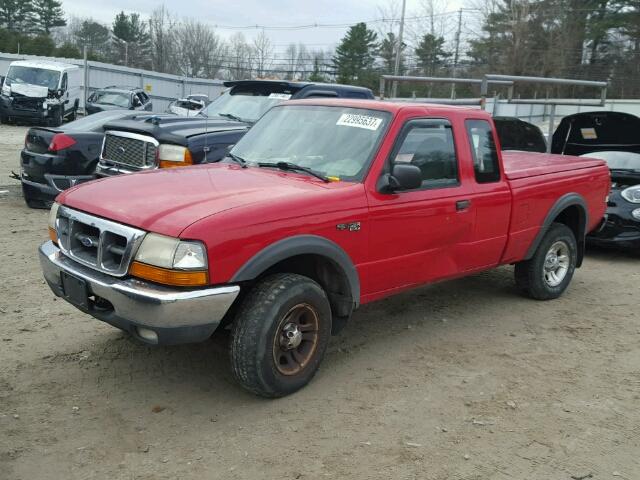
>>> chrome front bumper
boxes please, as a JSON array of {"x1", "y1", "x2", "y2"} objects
[{"x1": 39, "y1": 241, "x2": 240, "y2": 344}]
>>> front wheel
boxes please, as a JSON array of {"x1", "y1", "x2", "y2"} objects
[
  {"x1": 515, "y1": 223, "x2": 577, "y2": 300},
  {"x1": 230, "y1": 273, "x2": 332, "y2": 397}
]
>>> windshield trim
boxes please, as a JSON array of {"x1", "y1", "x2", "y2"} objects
[{"x1": 232, "y1": 103, "x2": 393, "y2": 183}]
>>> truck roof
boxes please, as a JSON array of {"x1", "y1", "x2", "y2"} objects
[
  {"x1": 223, "y1": 79, "x2": 373, "y2": 95},
  {"x1": 9, "y1": 60, "x2": 79, "y2": 72},
  {"x1": 279, "y1": 98, "x2": 492, "y2": 118}
]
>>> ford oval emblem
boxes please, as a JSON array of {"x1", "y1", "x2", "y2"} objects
[{"x1": 81, "y1": 237, "x2": 94, "y2": 247}]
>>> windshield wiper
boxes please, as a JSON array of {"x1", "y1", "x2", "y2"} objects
[
  {"x1": 219, "y1": 112, "x2": 249, "y2": 123},
  {"x1": 227, "y1": 152, "x2": 248, "y2": 168},
  {"x1": 257, "y1": 161, "x2": 329, "y2": 183}
]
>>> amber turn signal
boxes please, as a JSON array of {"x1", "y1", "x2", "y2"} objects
[
  {"x1": 129, "y1": 261, "x2": 208, "y2": 287},
  {"x1": 49, "y1": 227, "x2": 58, "y2": 243}
]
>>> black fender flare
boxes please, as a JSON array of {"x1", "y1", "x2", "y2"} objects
[
  {"x1": 230, "y1": 235, "x2": 360, "y2": 308},
  {"x1": 524, "y1": 193, "x2": 589, "y2": 267}
]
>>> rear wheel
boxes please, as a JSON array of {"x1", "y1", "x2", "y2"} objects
[
  {"x1": 230, "y1": 273, "x2": 332, "y2": 397},
  {"x1": 515, "y1": 223, "x2": 577, "y2": 300}
]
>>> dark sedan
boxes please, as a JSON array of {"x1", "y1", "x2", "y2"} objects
[
  {"x1": 552, "y1": 111, "x2": 640, "y2": 249},
  {"x1": 86, "y1": 86, "x2": 152, "y2": 115},
  {"x1": 19, "y1": 110, "x2": 139, "y2": 208}
]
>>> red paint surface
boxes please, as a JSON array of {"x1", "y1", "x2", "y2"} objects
[{"x1": 58, "y1": 100, "x2": 611, "y2": 304}]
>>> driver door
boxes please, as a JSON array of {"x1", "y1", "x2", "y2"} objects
[{"x1": 364, "y1": 118, "x2": 476, "y2": 297}]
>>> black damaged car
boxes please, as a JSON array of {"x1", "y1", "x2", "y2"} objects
[
  {"x1": 552, "y1": 111, "x2": 640, "y2": 249},
  {"x1": 18, "y1": 110, "x2": 140, "y2": 208}
]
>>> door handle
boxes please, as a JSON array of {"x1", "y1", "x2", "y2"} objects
[{"x1": 456, "y1": 199, "x2": 471, "y2": 211}]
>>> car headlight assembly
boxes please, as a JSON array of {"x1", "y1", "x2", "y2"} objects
[
  {"x1": 158, "y1": 144, "x2": 193, "y2": 169},
  {"x1": 131, "y1": 233, "x2": 208, "y2": 286},
  {"x1": 621, "y1": 185, "x2": 640, "y2": 204}
]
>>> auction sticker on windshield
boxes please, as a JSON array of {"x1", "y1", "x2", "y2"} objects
[
  {"x1": 268, "y1": 93, "x2": 292, "y2": 100},
  {"x1": 336, "y1": 113, "x2": 383, "y2": 131}
]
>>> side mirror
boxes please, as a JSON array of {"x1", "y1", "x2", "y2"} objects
[
  {"x1": 133, "y1": 98, "x2": 142, "y2": 107},
  {"x1": 57, "y1": 89, "x2": 64, "y2": 97},
  {"x1": 379, "y1": 164, "x2": 422, "y2": 193}
]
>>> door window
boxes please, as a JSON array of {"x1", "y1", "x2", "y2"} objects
[
  {"x1": 466, "y1": 119, "x2": 501, "y2": 183},
  {"x1": 61, "y1": 73, "x2": 68, "y2": 91},
  {"x1": 390, "y1": 119, "x2": 459, "y2": 190}
]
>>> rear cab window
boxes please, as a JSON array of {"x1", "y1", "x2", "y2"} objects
[{"x1": 466, "y1": 119, "x2": 501, "y2": 183}]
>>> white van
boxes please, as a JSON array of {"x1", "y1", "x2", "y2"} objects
[{"x1": 0, "y1": 60, "x2": 81, "y2": 126}]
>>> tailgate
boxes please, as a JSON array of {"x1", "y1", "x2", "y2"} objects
[{"x1": 502, "y1": 151, "x2": 606, "y2": 180}]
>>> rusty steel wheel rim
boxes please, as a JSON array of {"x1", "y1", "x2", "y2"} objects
[{"x1": 272, "y1": 303, "x2": 320, "y2": 376}]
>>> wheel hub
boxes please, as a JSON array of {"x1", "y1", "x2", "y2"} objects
[
  {"x1": 543, "y1": 241, "x2": 570, "y2": 287},
  {"x1": 272, "y1": 303, "x2": 320, "y2": 376},
  {"x1": 280, "y1": 322, "x2": 303, "y2": 350}
]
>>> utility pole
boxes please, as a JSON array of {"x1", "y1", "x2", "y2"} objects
[
  {"x1": 451, "y1": 9, "x2": 463, "y2": 99},
  {"x1": 391, "y1": 0, "x2": 407, "y2": 98}
]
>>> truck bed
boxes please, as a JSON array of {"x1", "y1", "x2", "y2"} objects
[{"x1": 502, "y1": 151, "x2": 605, "y2": 180}]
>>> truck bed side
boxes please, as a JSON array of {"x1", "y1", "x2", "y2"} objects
[{"x1": 500, "y1": 151, "x2": 610, "y2": 264}]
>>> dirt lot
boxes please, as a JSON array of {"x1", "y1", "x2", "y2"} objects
[{"x1": 0, "y1": 123, "x2": 639, "y2": 480}]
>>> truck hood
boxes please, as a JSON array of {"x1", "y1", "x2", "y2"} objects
[
  {"x1": 10, "y1": 83, "x2": 49, "y2": 98},
  {"x1": 104, "y1": 114, "x2": 249, "y2": 145},
  {"x1": 58, "y1": 164, "x2": 349, "y2": 237}
]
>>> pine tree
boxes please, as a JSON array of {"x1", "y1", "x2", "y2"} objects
[
  {"x1": 0, "y1": 0, "x2": 35, "y2": 32},
  {"x1": 379, "y1": 32, "x2": 405, "y2": 74},
  {"x1": 112, "y1": 11, "x2": 151, "y2": 68},
  {"x1": 415, "y1": 33, "x2": 450, "y2": 76},
  {"x1": 332, "y1": 22, "x2": 378, "y2": 88},
  {"x1": 32, "y1": 0, "x2": 65, "y2": 34}
]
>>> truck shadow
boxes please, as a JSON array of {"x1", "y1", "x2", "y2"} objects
[{"x1": 39, "y1": 249, "x2": 630, "y2": 410}]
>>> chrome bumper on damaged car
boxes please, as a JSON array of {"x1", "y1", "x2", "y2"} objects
[{"x1": 39, "y1": 241, "x2": 240, "y2": 345}]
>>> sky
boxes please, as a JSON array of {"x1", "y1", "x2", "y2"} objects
[{"x1": 59, "y1": 0, "x2": 468, "y2": 53}]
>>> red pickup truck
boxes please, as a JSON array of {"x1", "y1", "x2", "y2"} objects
[{"x1": 40, "y1": 100, "x2": 610, "y2": 397}]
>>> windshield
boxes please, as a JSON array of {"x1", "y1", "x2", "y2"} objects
[
  {"x1": 90, "y1": 91, "x2": 131, "y2": 108},
  {"x1": 200, "y1": 87, "x2": 294, "y2": 122},
  {"x1": 174, "y1": 100, "x2": 204, "y2": 110},
  {"x1": 64, "y1": 110, "x2": 134, "y2": 132},
  {"x1": 5, "y1": 66, "x2": 60, "y2": 90},
  {"x1": 580, "y1": 151, "x2": 640, "y2": 171},
  {"x1": 231, "y1": 105, "x2": 390, "y2": 182}
]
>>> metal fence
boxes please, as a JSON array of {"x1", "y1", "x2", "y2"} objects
[{"x1": 0, "y1": 52, "x2": 226, "y2": 113}]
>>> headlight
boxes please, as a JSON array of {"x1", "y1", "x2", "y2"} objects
[
  {"x1": 621, "y1": 185, "x2": 640, "y2": 203},
  {"x1": 158, "y1": 144, "x2": 193, "y2": 168},
  {"x1": 130, "y1": 233, "x2": 208, "y2": 286},
  {"x1": 48, "y1": 202, "x2": 60, "y2": 242}
]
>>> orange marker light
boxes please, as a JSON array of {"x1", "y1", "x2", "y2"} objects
[{"x1": 129, "y1": 261, "x2": 208, "y2": 287}]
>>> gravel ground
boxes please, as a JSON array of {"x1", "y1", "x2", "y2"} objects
[{"x1": 1, "y1": 123, "x2": 639, "y2": 480}]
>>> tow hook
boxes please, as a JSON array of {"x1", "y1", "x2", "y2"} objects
[{"x1": 10, "y1": 170, "x2": 21, "y2": 181}]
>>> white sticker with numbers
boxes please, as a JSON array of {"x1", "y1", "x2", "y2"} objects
[
  {"x1": 336, "y1": 113, "x2": 383, "y2": 131},
  {"x1": 268, "y1": 93, "x2": 292, "y2": 99}
]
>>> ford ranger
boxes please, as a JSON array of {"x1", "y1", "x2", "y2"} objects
[{"x1": 40, "y1": 100, "x2": 610, "y2": 397}]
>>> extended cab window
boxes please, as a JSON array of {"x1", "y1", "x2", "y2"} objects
[
  {"x1": 391, "y1": 119, "x2": 459, "y2": 189},
  {"x1": 466, "y1": 119, "x2": 501, "y2": 183}
]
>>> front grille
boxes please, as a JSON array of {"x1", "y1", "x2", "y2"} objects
[
  {"x1": 101, "y1": 131, "x2": 158, "y2": 171},
  {"x1": 55, "y1": 206, "x2": 146, "y2": 277},
  {"x1": 13, "y1": 97, "x2": 42, "y2": 112}
]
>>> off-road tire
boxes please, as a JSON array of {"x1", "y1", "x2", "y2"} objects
[
  {"x1": 515, "y1": 223, "x2": 577, "y2": 300},
  {"x1": 230, "y1": 273, "x2": 332, "y2": 398}
]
